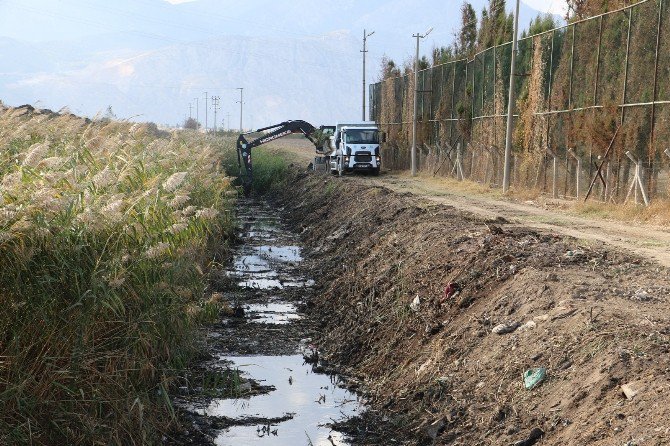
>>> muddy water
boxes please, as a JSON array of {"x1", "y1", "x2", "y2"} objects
[{"x1": 179, "y1": 199, "x2": 364, "y2": 445}]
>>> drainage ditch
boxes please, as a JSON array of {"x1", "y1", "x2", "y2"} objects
[{"x1": 173, "y1": 198, "x2": 367, "y2": 445}]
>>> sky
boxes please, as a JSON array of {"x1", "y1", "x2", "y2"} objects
[{"x1": 0, "y1": 0, "x2": 566, "y2": 127}]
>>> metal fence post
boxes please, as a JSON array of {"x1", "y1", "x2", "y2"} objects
[
  {"x1": 568, "y1": 24, "x2": 576, "y2": 109},
  {"x1": 594, "y1": 16, "x2": 603, "y2": 105},
  {"x1": 650, "y1": 0, "x2": 664, "y2": 156},
  {"x1": 624, "y1": 151, "x2": 650, "y2": 205},
  {"x1": 569, "y1": 148, "x2": 582, "y2": 199},
  {"x1": 548, "y1": 148, "x2": 559, "y2": 199},
  {"x1": 621, "y1": 8, "x2": 633, "y2": 125}
]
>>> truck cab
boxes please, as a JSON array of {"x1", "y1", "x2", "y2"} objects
[{"x1": 329, "y1": 122, "x2": 383, "y2": 176}]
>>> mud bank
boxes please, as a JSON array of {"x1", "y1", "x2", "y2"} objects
[{"x1": 274, "y1": 169, "x2": 670, "y2": 445}]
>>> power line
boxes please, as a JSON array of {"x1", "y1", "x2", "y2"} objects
[{"x1": 211, "y1": 95, "x2": 220, "y2": 132}]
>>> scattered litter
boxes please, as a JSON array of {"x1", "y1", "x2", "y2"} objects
[
  {"x1": 410, "y1": 295, "x2": 421, "y2": 312},
  {"x1": 564, "y1": 250, "x2": 585, "y2": 261},
  {"x1": 443, "y1": 282, "x2": 460, "y2": 300},
  {"x1": 523, "y1": 368, "x2": 547, "y2": 390},
  {"x1": 621, "y1": 383, "x2": 638, "y2": 400},
  {"x1": 492, "y1": 322, "x2": 520, "y2": 335},
  {"x1": 416, "y1": 359, "x2": 432, "y2": 376},
  {"x1": 513, "y1": 427, "x2": 544, "y2": 446}
]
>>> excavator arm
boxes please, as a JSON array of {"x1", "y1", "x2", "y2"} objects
[{"x1": 236, "y1": 120, "x2": 319, "y2": 195}]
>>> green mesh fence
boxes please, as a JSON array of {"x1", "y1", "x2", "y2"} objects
[{"x1": 370, "y1": 0, "x2": 670, "y2": 202}]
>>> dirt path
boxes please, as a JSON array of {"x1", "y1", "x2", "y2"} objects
[
  {"x1": 266, "y1": 140, "x2": 670, "y2": 266},
  {"x1": 358, "y1": 173, "x2": 670, "y2": 266}
]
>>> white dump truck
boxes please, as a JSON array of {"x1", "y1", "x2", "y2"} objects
[
  {"x1": 235, "y1": 120, "x2": 383, "y2": 195},
  {"x1": 327, "y1": 122, "x2": 384, "y2": 176}
]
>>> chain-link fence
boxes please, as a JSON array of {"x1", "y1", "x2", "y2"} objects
[{"x1": 370, "y1": 0, "x2": 670, "y2": 203}]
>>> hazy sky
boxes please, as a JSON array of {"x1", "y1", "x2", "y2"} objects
[{"x1": 0, "y1": 0, "x2": 567, "y2": 126}]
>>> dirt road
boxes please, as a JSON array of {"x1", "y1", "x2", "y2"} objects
[
  {"x1": 361, "y1": 173, "x2": 670, "y2": 267},
  {"x1": 268, "y1": 140, "x2": 670, "y2": 267}
]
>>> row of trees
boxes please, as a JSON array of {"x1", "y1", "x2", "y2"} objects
[
  {"x1": 372, "y1": 0, "x2": 670, "y2": 199},
  {"x1": 380, "y1": 0, "x2": 633, "y2": 79}
]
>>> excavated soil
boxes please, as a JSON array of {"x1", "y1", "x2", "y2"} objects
[{"x1": 272, "y1": 168, "x2": 670, "y2": 445}]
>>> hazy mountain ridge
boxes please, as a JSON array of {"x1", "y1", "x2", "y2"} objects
[{"x1": 0, "y1": 0, "x2": 561, "y2": 126}]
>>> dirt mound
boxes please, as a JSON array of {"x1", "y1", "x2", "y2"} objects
[{"x1": 275, "y1": 170, "x2": 670, "y2": 445}]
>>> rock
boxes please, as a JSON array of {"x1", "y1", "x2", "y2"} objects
[
  {"x1": 423, "y1": 418, "x2": 446, "y2": 440},
  {"x1": 621, "y1": 383, "x2": 637, "y2": 400},
  {"x1": 518, "y1": 320, "x2": 537, "y2": 331},
  {"x1": 550, "y1": 307, "x2": 577, "y2": 321},
  {"x1": 233, "y1": 306, "x2": 245, "y2": 318},
  {"x1": 492, "y1": 322, "x2": 520, "y2": 335},
  {"x1": 485, "y1": 222, "x2": 504, "y2": 235},
  {"x1": 513, "y1": 427, "x2": 544, "y2": 446},
  {"x1": 557, "y1": 359, "x2": 573, "y2": 370},
  {"x1": 632, "y1": 289, "x2": 653, "y2": 302}
]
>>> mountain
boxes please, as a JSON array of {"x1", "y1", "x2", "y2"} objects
[{"x1": 0, "y1": 0, "x2": 563, "y2": 127}]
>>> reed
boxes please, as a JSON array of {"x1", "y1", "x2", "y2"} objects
[{"x1": 0, "y1": 107, "x2": 236, "y2": 444}]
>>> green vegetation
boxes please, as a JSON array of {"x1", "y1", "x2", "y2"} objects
[
  {"x1": 0, "y1": 108, "x2": 236, "y2": 444},
  {"x1": 222, "y1": 144, "x2": 289, "y2": 194}
]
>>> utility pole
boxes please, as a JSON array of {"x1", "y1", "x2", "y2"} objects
[
  {"x1": 203, "y1": 92, "x2": 209, "y2": 132},
  {"x1": 212, "y1": 96, "x2": 220, "y2": 132},
  {"x1": 411, "y1": 27, "x2": 433, "y2": 177},
  {"x1": 188, "y1": 103, "x2": 193, "y2": 119},
  {"x1": 503, "y1": 0, "x2": 520, "y2": 194},
  {"x1": 237, "y1": 88, "x2": 244, "y2": 132},
  {"x1": 362, "y1": 29, "x2": 375, "y2": 121},
  {"x1": 193, "y1": 97, "x2": 199, "y2": 128}
]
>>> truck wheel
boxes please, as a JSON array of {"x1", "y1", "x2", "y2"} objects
[{"x1": 372, "y1": 167, "x2": 380, "y2": 176}]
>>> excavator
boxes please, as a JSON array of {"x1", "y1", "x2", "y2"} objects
[
  {"x1": 236, "y1": 119, "x2": 383, "y2": 195},
  {"x1": 236, "y1": 120, "x2": 332, "y2": 196}
]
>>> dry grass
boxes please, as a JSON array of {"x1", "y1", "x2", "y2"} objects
[
  {"x1": 573, "y1": 200, "x2": 670, "y2": 227},
  {"x1": 0, "y1": 106, "x2": 236, "y2": 444}
]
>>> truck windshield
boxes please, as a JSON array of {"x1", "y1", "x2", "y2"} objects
[{"x1": 344, "y1": 129, "x2": 379, "y2": 144}]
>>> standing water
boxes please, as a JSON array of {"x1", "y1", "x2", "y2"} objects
[{"x1": 176, "y1": 199, "x2": 364, "y2": 445}]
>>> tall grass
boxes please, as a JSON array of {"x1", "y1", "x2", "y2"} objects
[{"x1": 0, "y1": 107, "x2": 236, "y2": 444}]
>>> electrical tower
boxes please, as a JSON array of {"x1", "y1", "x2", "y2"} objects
[{"x1": 212, "y1": 96, "x2": 220, "y2": 132}]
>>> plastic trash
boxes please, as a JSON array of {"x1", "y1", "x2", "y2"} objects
[
  {"x1": 492, "y1": 322, "x2": 520, "y2": 335},
  {"x1": 523, "y1": 368, "x2": 547, "y2": 390},
  {"x1": 410, "y1": 295, "x2": 420, "y2": 312}
]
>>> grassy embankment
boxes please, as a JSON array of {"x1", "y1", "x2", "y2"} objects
[{"x1": 0, "y1": 107, "x2": 237, "y2": 444}]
